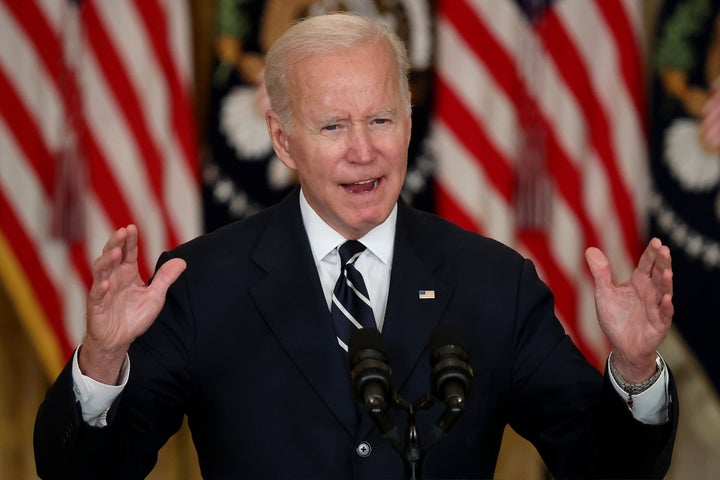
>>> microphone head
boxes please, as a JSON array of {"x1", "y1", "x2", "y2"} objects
[
  {"x1": 428, "y1": 325, "x2": 473, "y2": 402},
  {"x1": 348, "y1": 327, "x2": 393, "y2": 411},
  {"x1": 428, "y1": 325, "x2": 468, "y2": 360},
  {"x1": 348, "y1": 327, "x2": 386, "y2": 366}
]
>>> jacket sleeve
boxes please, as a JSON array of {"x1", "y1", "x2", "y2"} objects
[
  {"x1": 507, "y1": 258, "x2": 678, "y2": 479},
  {"x1": 33, "y1": 252, "x2": 193, "y2": 479}
]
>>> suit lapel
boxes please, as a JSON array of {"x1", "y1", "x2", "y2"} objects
[{"x1": 249, "y1": 191, "x2": 358, "y2": 437}]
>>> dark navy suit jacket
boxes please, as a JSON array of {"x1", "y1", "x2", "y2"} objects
[{"x1": 34, "y1": 188, "x2": 677, "y2": 479}]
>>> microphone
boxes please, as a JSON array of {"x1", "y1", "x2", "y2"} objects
[
  {"x1": 428, "y1": 325, "x2": 474, "y2": 433},
  {"x1": 349, "y1": 328, "x2": 394, "y2": 433},
  {"x1": 348, "y1": 326, "x2": 473, "y2": 479}
]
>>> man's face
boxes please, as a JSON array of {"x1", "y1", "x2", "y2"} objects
[{"x1": 267, "y1": 42, "x2": 411, "y2": 239}]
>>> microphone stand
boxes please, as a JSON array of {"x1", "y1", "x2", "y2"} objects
[
  {"x1": 397, "y1": 394, "x2": 429, "y2": 480},
  {"x1": 364, "y1": 391, "x2": 462, "y2": 480},
  {"x1": 350, "y1": 327, "x2": 472, "y2": 480}
]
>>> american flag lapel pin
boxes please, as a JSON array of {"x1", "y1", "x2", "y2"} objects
[{"x1": 418, "y1": 289, "x2": 435, "y2": 300}]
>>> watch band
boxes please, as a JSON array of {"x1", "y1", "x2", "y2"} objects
[{"x1": 610, "y1": 353, "x2": 665, "y2": 396}]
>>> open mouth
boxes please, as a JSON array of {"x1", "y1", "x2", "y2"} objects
[{"x1": 342, "y1": 178, "x2": 380, "y2": 194}]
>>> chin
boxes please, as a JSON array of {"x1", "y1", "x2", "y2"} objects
[{"x1": 354, "y1": 207, "x2": 393, "y2": 231}]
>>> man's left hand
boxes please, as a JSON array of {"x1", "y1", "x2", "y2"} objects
[{"x1": 585, "y1": 238, "x2": 674, "y2": 383}]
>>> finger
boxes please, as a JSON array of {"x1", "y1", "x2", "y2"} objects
[
  {"x1": 644, "y1": 290, "x2": 674, "y2": 334},
  {"x1": 636, "y1": 237, "x2": 664, "y2": 276},
  {"x1": 93, "y1": 225, "x2": 139, "y2": 281},
  {"x1": 102, "y1": 226, "x2": 130, "y2": 254},
  {"x1": 91, "y1": 245, "x2": 122, "y2": 284},
  {"x1": 651, "y1": 240, "x2": 672, "y2": 270},
  {"x1": 659, "y1": 293, "x2": 674, "y2": 326},
  {"x1": 653, "y1": 244, "x2": 673, "y2": 289},
  {"x1": 148, "y1": 258, "x2": 187, "y2": 302},
  {"x1": 654, "y1": 261, "x2": 674, "y2": 299},
  {"x1": 648, "y1": 242, "x2": 673, "y2": 302},
  {"x1": 585, "y1": 247, "x2": 613, "y2": 292},
  {"x1": 88, "y1": 247, "x2": 122, "y2": 303},
  {"x1": 122, "y1": 224, "x2": 139, "y2": 264}
]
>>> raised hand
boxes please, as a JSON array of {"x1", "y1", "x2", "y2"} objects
[
  {"x1": 585, "y1": 238, "x2": 674, "y2": 383},
  {"x1": 79, "y1": 225, "x2": 186, "y2": 384}
]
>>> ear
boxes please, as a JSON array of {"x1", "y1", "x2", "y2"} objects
[
  {"x1": 405, "y1": 114, "x2": 412, "y2": 149},
  {"x1": 266, "y1": 110, "x2": 297, "y2": 170}
]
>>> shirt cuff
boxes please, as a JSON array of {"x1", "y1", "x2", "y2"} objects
[
  {"x1": 71, "y1": 346, "x2": 130, "y2": 427},
  {"x1": 608, "y1": 352, "x2": 669, "y2": 425}
]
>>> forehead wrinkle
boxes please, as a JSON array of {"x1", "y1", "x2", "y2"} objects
[{"x1": 287, "y1": 48, "x2": 404, "y2": 130}]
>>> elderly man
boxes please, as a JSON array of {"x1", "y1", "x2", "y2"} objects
[{"x1": 34, "y1": 12, "x2": 676, "y2": 479}]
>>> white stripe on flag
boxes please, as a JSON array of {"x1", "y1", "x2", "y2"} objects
[
  {"x1": 432, "y1": 0, "x2": 644, "y2": 368},
  {"x1": 0, "y1": 0, "x2": 199, "y2": 378}
]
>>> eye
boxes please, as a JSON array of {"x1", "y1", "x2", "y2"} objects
[
  {"x1": 322, "y1": 124, "x2": 340, "y2": 132},
  {"x1": 372, "y1": 118, "x2": 390, "y2": 125}
]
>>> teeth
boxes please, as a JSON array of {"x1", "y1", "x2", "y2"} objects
[{"x1": 345, "y1": 179, "x2": 379, "y2": 191}]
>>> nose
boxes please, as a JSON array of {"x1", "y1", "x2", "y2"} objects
[{"x1": 348, "y1": 125, "x2": 374, "y2": 164}]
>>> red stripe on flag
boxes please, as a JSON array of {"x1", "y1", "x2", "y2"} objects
[
  {"x1": 6, "y1": 0, "x2": 146, "y2": 284},
  {"x1": 0, "y1": 70, "x2": 56, "y2": 195},
  {"x1": 0, "y1": 190, "x2": 73, "y2": 357},
  {"x1": 538, "y1": 11, "x2": 641, "y2": 257},
  {"x1": 132, "y1": 0, "x2": 198, "y2": 179},
  {"x1": 438, "y1": 1, "x2": 603, "y2": 255},
  {"x1": 434, "y1": 180, "x2": 485, "y2": 234},
  {"x1": 434, "y1": 76, "x2": 514, "y2": 201},
  {"x1": 82, "y1": 2, "x2": 180, "y2": 248},
  {"x1": 595, "y1": 0, "x2": 647, "y2": 132},
  {"x1": 1, "y1": 0, "x2": 199, "y2": 379},
  {"x1": 519, "y1": 231, "x2": 599, "y2": 366},
  {"x1": 443, "y1": 0, "x2": 525, "y2": 106},
  {"x1": 0, "y1": 70, "x2": 95, "y2": 292},
  {"x1": 433, "y1": 0, "x2": 645, "y2": 366},
  {"x1": 85, "y1": 136, "x2": 153, "y2": 282},
  {"x1": 543, "y1": 128, "x2": 602, "y2": 252}
]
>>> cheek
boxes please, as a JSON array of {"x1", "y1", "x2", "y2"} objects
[
  {"x1": 295, "y1": 152, "x2": 335, "y2": 187},
  {"x1": 386, "y1": 143, "x2": 409, "y2": 172},
  {"x1": 306, "y1": 146, "x2": 346, "y2": 176}
]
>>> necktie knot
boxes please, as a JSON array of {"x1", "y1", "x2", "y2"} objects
[{"x1": 339, "y1": 240, "x2": 366, "y2": 266}]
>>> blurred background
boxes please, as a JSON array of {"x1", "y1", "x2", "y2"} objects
[{"x1": 2, "y1": 0, "x2": 720, "y2": 478}]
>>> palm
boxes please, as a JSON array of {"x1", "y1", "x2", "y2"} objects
[
  {"x1": 85, "y1": 225, "x2": 186, "y2": 355},
  {"x1": 585, "y1": 238, "x2": 673, "y2": 379},
  {"x1": 593, "y1": 268, "x2": 666, "y2": 359}
]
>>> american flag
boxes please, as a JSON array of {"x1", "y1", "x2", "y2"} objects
[
  {"x1": 432, "y1": 0, "x2": 648, "y2": 368},
  {"x1": 0, "y1": 0, "x2": 200, "y2": 379}
]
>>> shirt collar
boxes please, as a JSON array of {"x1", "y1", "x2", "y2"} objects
[{"x1": 299, "y1": 188, "x2": 396, "y2": 266}]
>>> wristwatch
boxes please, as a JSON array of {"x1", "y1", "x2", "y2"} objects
[{"x1": 610, "y1": 353, "x2": 665, "y2": 396}]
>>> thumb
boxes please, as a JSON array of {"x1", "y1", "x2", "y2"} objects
[
  {"x1": 149, "y1": 258, "x2": 187, "y2": 296},
  {"x1": 585, "y1": 247, "x2": 613, "y2": 292}
]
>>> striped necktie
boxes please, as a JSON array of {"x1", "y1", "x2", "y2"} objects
[{"x1": 331, "y1": 240, "x2": 376, "y2": 351}]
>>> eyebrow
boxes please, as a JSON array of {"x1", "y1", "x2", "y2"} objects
[
  {"x1": 315, "y1": 108, "x2": 398, "y2": 127},
  {"x1": 371, "y1": 108, "x2": 396, "y2": 118},
  {"x1": 317, "y1": 116, "x2": 344, "y2": 126}
]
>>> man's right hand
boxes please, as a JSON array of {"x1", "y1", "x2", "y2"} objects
[{"x1": 79, "y1": 225, "x2": 186, "y2": 384}]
